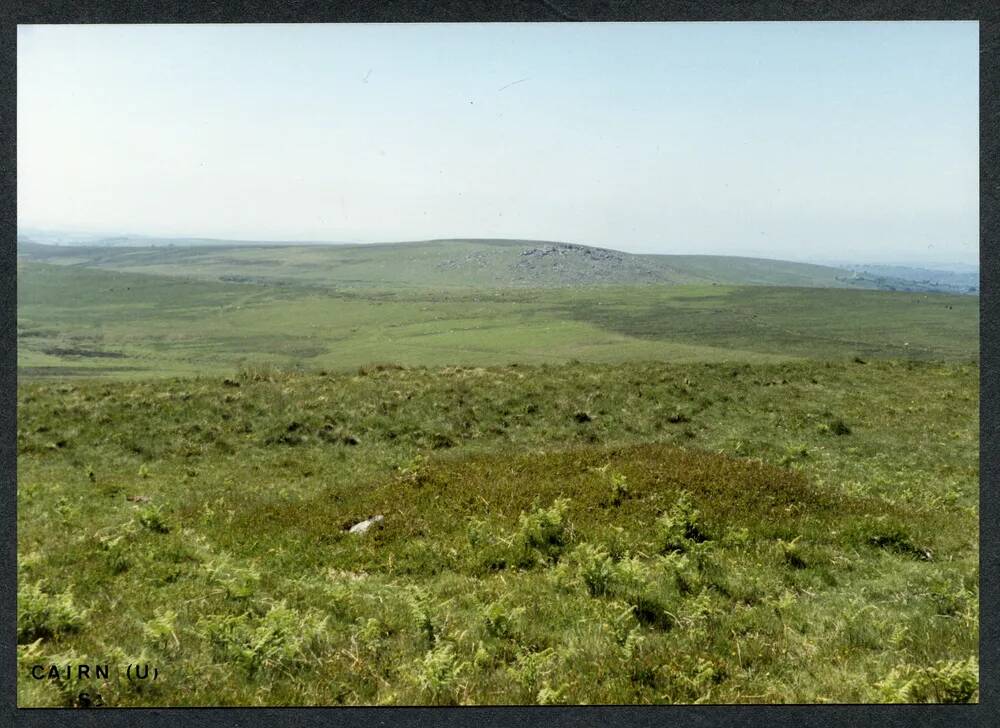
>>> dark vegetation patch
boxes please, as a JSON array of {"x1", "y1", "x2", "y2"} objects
[
  {"x1": 555, "y1": 286, "x2": 978, "y2": 362},
  {"x1": 42, "y1": 347, "x2": 126, "y2": 359},
  {"x1": 230, "y1": 441, "x2": 922, "y2": 577},
  {"x1": 863, "y1": 522, "x2": 934, "y2": 561},
  {"x1": 18, "y1": 366, "x2": 148, "y2": 377}
]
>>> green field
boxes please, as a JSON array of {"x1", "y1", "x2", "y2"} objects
[
  {"x1": 17, "y1": 256, "x2": 976, "y2": 379},
  {"x1": 16, "y1": 241, "x2": 980, "y2": 706}
]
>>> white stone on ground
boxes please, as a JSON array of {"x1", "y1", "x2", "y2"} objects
[{"x1": 349, "y1": 515, "x2": 385, "y2": 535}]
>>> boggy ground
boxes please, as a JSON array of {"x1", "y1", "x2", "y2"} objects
[{"x1": 16, "y1": 359, "x2": 978, "y2": 705}]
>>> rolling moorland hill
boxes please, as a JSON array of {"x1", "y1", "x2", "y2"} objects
[
  {"x1": 17, "y1": 238, "x2": 884, "y2": 291},
  {"x1": 15, "y1": 236, "x2": 980, "y2": 705}
]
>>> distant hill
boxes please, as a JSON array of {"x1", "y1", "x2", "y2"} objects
[
  {"x1": 16, "y1": 232, "x2": 353, "y2": 248},
  {"x1": 18, "y1": 237, "x2": 891, "y2": 291},
  {"x1": 840, "y1": 264, "x2": 978, "y2": 295}
]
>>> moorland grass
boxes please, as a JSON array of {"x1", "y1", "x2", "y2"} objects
[
  {"x1": 16, "y1": 359, "x2": 978, "y2": 705},
  {"x1": 17, "y1": 262, "x2": 978, "y2": 379}
]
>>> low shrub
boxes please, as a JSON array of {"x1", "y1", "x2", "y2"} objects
[
  {"x1": 656, "y1": 492, "x2": 709, "y2": 553},
  {"x1": 878, "y1": 657, "x2": 978, "y2": 703},
  {"x1": 608, "y1": 472, "x2": 630, "y2": 506},
  {"x1": 408, "y1": 642, "x2": 467, "y2": 705},
  {"x1": 137, "y1": 504, "x2": 171, "y2": 534},
  {"x1": 481, "y1": 600, "x2": 525, "y2": 640},
  {"x1": 507, "y1": 647, "x2": 559, "y2": 701},
  {"x1": 17, "y1": 581, "x2": 87, "y2": 643},
  {"x1": 199, "y1": 601, "x2": 328, "y2": 677},
  {"x1": 570, "y1": 545, "x2": 680, "y2": 630},
  {"x1": 512, "y1": 499, "x2": 572, "y2": 568}
]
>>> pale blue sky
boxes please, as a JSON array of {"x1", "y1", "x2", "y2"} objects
[{"x1": 18, "y1": 22, "x2": 978, "y2": 264}]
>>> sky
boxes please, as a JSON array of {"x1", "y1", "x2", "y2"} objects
[{"x1": 17, "y1": 22, "x2": 979, "y2": 264}]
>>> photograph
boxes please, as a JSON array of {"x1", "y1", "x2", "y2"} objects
[{"x1": 15, "y1": 20, "x2": 979, "y2": 706}]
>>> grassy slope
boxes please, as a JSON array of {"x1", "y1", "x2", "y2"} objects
[
  {"x1": 15, "y1": 247, "x2": 980, "y2": 706},
  {"x1": 18, "y1": 239, "x2": 870, "y2": 291},
  {"x1": 17, "y1": 262, "x2": 978, "y2": 379},
  {"x1": 17, "y1": 361, "x2": 978, "y2": 705}
]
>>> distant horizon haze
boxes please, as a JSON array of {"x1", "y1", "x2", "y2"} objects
[
  {"x1": 17, "y1": 22, "x2": 979, "y2": 266},
  {"x1": 16, "y1": 225, "x2": 978, "y2": 271}
]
